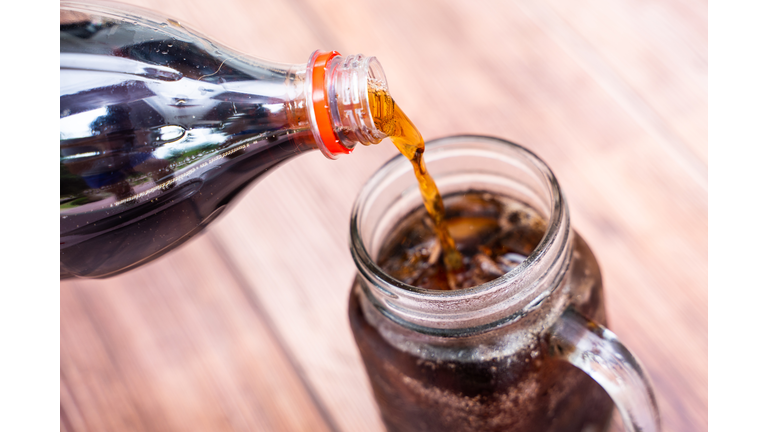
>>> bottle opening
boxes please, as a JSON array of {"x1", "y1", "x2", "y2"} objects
[{"x1": 307, "y1": 50, "x2": 389, "y2": 159}]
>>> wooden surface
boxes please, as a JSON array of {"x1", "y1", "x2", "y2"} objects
[{"x1": 60, "y1": 0, "x2": 707, "y2": 431}]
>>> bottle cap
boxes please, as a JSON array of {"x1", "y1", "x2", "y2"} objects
[{"x1": 308, "y1": 50, "x2": 349, "y2": 158}]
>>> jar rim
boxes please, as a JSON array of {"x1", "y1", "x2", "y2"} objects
[{"x1": 349, "y1": 135, "x2": 570, "y2": 334}]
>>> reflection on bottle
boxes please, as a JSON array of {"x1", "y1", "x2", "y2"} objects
[{"x1": 59, "y1": 4, "x2": 317, "y2": 278}]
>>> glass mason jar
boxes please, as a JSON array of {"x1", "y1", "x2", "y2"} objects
[{"x1": 348, "y1": 136, "x2": 660, "y2": 432}]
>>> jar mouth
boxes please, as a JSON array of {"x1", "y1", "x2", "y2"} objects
[
  {"x1": 349, "y1": 135, "x2": 571, "y2": 334},
  {"x1": 350, "y1": 135, "x2": 570, "y2": 334}
]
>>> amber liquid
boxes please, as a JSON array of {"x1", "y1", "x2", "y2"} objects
[{"x1": 367, "y1": 88, "x2": 464, "y2": 279}]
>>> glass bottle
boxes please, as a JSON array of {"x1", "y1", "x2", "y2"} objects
[
  {"x1": 60, "y1": 1, "x2": 388, "y2": 279},
  {"x1": 348, "y1": 136, "x2": 660, "y2": 431}
]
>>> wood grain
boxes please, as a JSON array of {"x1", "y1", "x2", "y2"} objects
[
  {"x1": 60, "y1": 0, "x2": 707, "y2": 430},
  {"x1": 61, "y1": 234, "x2": 335, "y2": 432}
]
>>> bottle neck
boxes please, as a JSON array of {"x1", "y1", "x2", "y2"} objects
[
  {"x1": 305, "y1": 51, "x2": 388, "y2": 159},
  {"x1": 350, "y1": 136, "x2": 573, "y2": 336}
]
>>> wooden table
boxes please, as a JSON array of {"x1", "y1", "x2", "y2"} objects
[{"x1": 60, "y1": 0, "x2": 707, "y2": 430}]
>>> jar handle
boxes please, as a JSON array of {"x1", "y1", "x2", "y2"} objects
[{"x1": 547, "y1": 308, "x2": 661, "y2": 432}]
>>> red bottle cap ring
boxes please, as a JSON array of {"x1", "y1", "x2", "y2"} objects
[{"x1": 310, "y1": 50, "x2": 351, "y2": 156}]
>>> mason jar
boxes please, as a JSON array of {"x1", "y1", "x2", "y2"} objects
[{"x1": 348, "y1": 135, "x2": 659, "y2": 432}]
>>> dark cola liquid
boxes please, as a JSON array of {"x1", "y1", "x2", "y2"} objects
[
  {"x1": 377, "y1": 192, "x2": 548, "y2": 291},
  {"x1": 349, "y1": 192, "x2": 614, "y2": 431}
]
